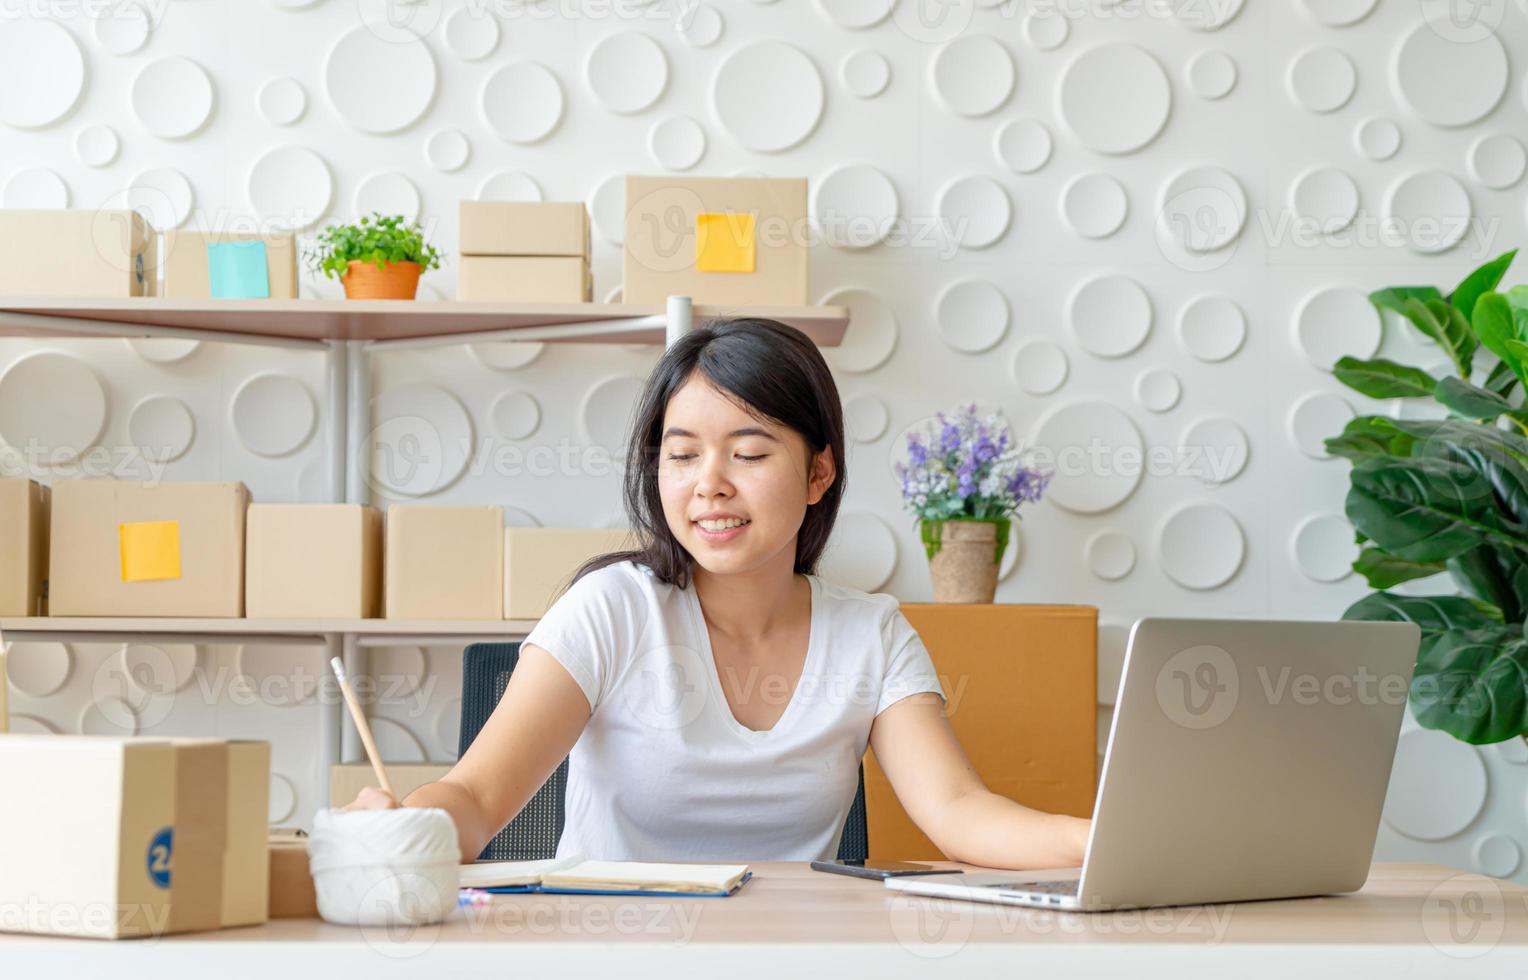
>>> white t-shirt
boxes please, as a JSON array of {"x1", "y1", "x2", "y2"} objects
[{"x1": 521, "y1": 559, "x2": 945, "y2": 862}]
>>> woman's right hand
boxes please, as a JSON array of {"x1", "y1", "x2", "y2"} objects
[{"x1": 342, "y1": 785, "x2": 400, "y2": 811}]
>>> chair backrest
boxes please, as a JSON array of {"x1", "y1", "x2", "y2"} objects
[{"x1": 459, "y1": 641, "x2": 869, "y2": 862}]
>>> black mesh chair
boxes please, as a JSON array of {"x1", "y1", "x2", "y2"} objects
[{"x1": 459, "y1": 641, "x2": 870, "y2": 862}]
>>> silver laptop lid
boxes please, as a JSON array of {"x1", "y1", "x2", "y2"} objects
[{"x1": 1078, "y1": 617, "x2": 1420, "y2": 909}]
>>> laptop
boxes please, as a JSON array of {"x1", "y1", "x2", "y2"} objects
[{"x1": 886, "y1": 617, "x2": 1421, "y2": 912}]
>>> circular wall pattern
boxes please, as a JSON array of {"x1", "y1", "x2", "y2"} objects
[
  {"x1": 369, "y1": 717, "x2": 428, "y2": 762},
  {"x1": 815, "y1": 164, "x2": 898, "y2": 249},
  {"x1": 1, "y1": 168, "x2": 68, "y2": 209},
  {"x1": 1287, "y1": 47, "x2": 1356, "y2": 113},
  {"x1": 80, "y1": 698, "x2": 138, "y2": 736},
  {"x1": 820, "y1": 286, "x2": 898, "y2": 373},
  {"x1": 129, "y1": 395, "x2": 195, "y2": 463},
  {"x1": 325, "y1": 25, "x2": 436, "y2": 134},
  {"x1": 370, "y1": 383, "x2": 475, "y2": 497},
  {"x1": 1179, "y1": 416, "x2": 1249, "y2": 484},
  {"x1": 490, "y1": 389, "x2": 541, "y2": 440},
  {"x1": 712, "y1": 41, "x2": 823, "y2": 152},
  {"x1": 936, "y1": 176, "x2": 1010, "y2": 249},
  {"x1": 127, "y1": 337, "x2": 199, "y2": 363},
  {"x1": 236, "y1": 644, "x2": 323, "y2": 708},
  {"x1": 353, "y1": 172, "x2": 421, "y2": 222},
  {"x1": 1385, "y1": 171, "x2": 1472, "y2": 254},
  {"x1": 1157, "y1": 502, "x2": 1245, "y2": 590},
  {"x1": 7, "y1": 714, "x2": 57, "y2": 734},
  {"x1": 588, "y1": 173, "x2": 626, "y2": 245},
  {"x1": 435, "y1": 697, "x2": 463, "y2": 758},
  {"x1": 132, "y1": 56, "x2": 214, "y2": 139},
  {"x1": 844, "y1": 394, "x2": 889, "y2": 443},
  {"x1": 1288, "y1": 392, "x2": 1354, "y2": 459},
  {"x1": 935, "y1": 280, "x2": 1009, "y2": 353},
  {"x1": 468, "y1": 340, "x2": 544, "y2": 370},
  {"x1": 649, "y1": 115, "x2": 707, "y2": 171},
  {"x1": 424, "y1": 128, "x2": 470, "y2": 173},
  {"x1": 1392, "y1": 24, "x2": 1507, "y2": 128},
  {"x1": 994, "y1": 118, "x2": 1052, "y2": 173},
  {"x1": 247, "y1": 146, "x2": 333, "y2": 228},
  {"x1": 74, "y1": 125, "x2": 120, "y2": 167},
  {"x1": 0, "y1": 20, "x2": 85, "y2": 128},
  {"x1": 815, "y1": 0, "x2": 896, "y2": 29},
  {"x1": 481, "y1": 63, "x2": 565, "y2": 144},
  {"x1": 1168, "y1": 0, "x2": 1244, "y2": 30},
  {"x1": 1469, "y1": 134, "x2": 1526, "y2": 190},
  {"x1": 1022, "y1": 12, "x2": 1068, "y2": 50},
  {"x1": 586, "y1": 32, "x2": 669, "y2": 114},
  {"x1": 930, "y1": 35, "x2": 1014, "y2": 117},
  {"x1": 678, "y1": 3, "x2": 723, "y2": 46},
  {"x1": 820, "y1": 511, "x2": 896, "y2": 592},
  {"x1": 231, "y1": 373, "x2": 315, "y2": 458},
  {"x1": 97, "y1": 4, "x2": 153, "y2": 56},
  {"x1": 1158, "y1": 166, "x2": 1246, "y2": 253},
  {"x1": 1057, "y1": 43, "x2": 1171, "y2": 155},
  {"x1": 1474, "y1": 836, "x2": 1522, "y2": 878},
  {"x1": 1012, "y1": 339, "x2": 1069, "y2": 395},
  {"x1": 1134, "y1": 368, "x2": 1181, "y2": 412},
  {"x1": 1292, "y1": 513, "x2": 1357, "y2": 582},
  {"x1": 3, "y1": 641, "x2": 72, "y2": 697},
  {"x1": 1029, "y1": 401, "x2": 1144, "y2": 514},
  {"x1": 840, "y1": 49, "x2": 890, "y2": 98},
  {"x1": 1186, "y1": 50, "x2": 1237, "y2": 100},
  {"x1": 1299, "y1": 0, "x2": 1377, "y2": 25},
  {"x1": 269, "y1": 774, "x2": 296, "y2": 824},
  {"x1": 580, "y1": 375, "x2": 646, "y2": 448},
  {"x1": 1069, "y1": 275, "x2": 1152, "y2": 358},
  {"x1": 1355, "y1": 117, "x2": 1401, "y2": 160},
  {"x1": 1085, "y1": 530, "x2": 1136, "y2": 581},
  {"x1": 1178, "y1": 295, "x2": 1246, "y2": 362},
  {"x1": 119, "y1": 643, "x2": 199, "y2": 695},
  {"x1": 477, "y1": 170, "x2": 543, "y2": 201},
  {"x1": 1294, "y1": 286, "x2": 1383, "y2": 368},
  {"x1": 370, "y1": 646, "x2": 428, "y2": 698},
  {"x1": 1061, "y1": 173, "x2": 1129, "y2": 239},
  {"x1": 257, "y1": 77, "x2": 306, "y2": 126},
  {"x1": 128, "y1": 167, "x2": 194, "y2": 229},
  {"x1": 1383, "y1": 730, "x2": 1486, "y2": 840},
  {"x1": 1290, "y1": 167, "x2": 1359, "y2": 234},
  {"x1": 0, "y1": 352, "x2": 106, "y2": 463},
  {"x1": 443, "y1": 5, "x2": 499, "y2": 60}
]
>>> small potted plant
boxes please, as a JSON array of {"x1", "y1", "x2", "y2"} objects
[
  {"x1": 305, "y1": 212, "x2": 442, "y2": 300},
  {"x1": 894, "y1": 403, "x2": 1050, "y2": 603}
]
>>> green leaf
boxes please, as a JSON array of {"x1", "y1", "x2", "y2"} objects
[
  {"x1": 1345, "y1": 454, "x2": 1528, "y2": 562},
  {"x1": 1473, "y1": 293, "x2": 1524, "y2": 379},
  {"x1": 1414, "y1": 423, "x2": 1528, "y2": 528},
  {"x1": 1410, "y1": 627, "x2": 1528, "y2": 744},
  {"x1": 1324, "y1": 415, "x2": 1415, "y2": 463},
  {"x1": 1353, "y1": 547, "x2": 1446, "y2": 589},
  {"x1": 1343, "y1": 590, "x2": 1503, "y2": 632},
  {"x1": 1506, "y1": 339, "x2": 1528, "y2": 366},
  {"x1": 1448, "y1": 249, "x2": 1517, "y2": 320},
  {"x1": 1447, "y1": 544, "x2": 1524, "y2": 624},
  {"x1": 1426, "y1": 299, "x2": 1478, "y2": 378},
  {"x1": 1390, "y1": 417, "x2": 1528, "y2": 470},
  {"x1": 1332, "y1": 356, "x2": 1438, "y2": 400},
  {"x1": 1371, "y1": 286, "x2": 1444, "y2": 317},
  {"x1": 1485, "y1": 360, "x2": 1520, "y2": 399},
  {"x1": 1434, "y1": 375, "x2": 1515, "y2": 421}
]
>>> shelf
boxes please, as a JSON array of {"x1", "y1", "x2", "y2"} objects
[
  {"x1": 0, "y1": 616, "x2": 540, "y2": 639},
  {"x1": 0, "y1": 297, "x2": 849, "y2": 348}
]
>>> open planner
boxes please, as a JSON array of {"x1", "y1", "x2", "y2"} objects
[{"x1": 459, "y1": 855, "x2": 752, "y2": 897}]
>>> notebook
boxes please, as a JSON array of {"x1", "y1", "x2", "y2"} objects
[{"x1": 460, "y1": 855, "x2": 751, "y2": 897}]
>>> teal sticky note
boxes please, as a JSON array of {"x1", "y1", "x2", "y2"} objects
[{"x1": 206, "y1": 240, "x2": 270, "y2": 299}]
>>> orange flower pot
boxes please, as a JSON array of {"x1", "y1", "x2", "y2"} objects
[{"x1": 341, "y1": 259, "x2": 421, "y2": 300}]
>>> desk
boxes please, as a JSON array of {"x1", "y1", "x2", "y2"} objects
[{"x1": 3, "y1": 863, "x2": 1526, "y2": 977}]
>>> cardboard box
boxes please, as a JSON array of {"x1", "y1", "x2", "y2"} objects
[
  {"x1": 623, "y1": 175, "x2": 808, "y2": 306},
  {"x1": 0, "y1": 208, "x2": 153, "y2": 297},
  {"x1": 459, "y1": 201, "x2": 590, "y2": 257},
  {"x1": 457, "y1": 255, "x2": 591, "y2": 303},
  {"x1": 504, "y1": 526, "x2": 635, "y2": 619},
  {"x1": 384, "y1": 505, "x2": 503, "y2": 620},
  {"x1": 245, "y1": 504, "x2": 382, "y2": 619},
  {"x1": 221, "y1": 741, "x2": 271, "y2": 927},
  {"x1": 0, "y1": 479, "x2": 49, "y2": 617},
  {"x1": 268, "y1": 832, "x2": 318, "y2": 919},
  {"x1": 865, "y1": 604, "x2": 1098, "y2": 862},
  {"x1": 160, "y1": 229, "x2": 299, "y2": 299},
  {"x1": 49, "y1": 480, "x2": 250, "y2": 617},
  {"x1": 0, "y1": 736, "x2": 178, "y2": 939},
  {"x1": 165, "y1": 740, "x2": 229, "y2": 935},
  {"x1": 330, "y1": 762, "x2": 452, "y2": 807}
]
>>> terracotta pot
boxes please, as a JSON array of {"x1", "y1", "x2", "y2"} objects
[
  {"x1": 341, "y1": 259, "x2": 421, "y2": 300},
  {"x1": 923, "y1": 518, "x2": 1007, "y2": 603}
]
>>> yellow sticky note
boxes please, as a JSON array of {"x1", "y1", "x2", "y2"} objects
[
  {"x1": 119, "y1": 521, "x2": 182, "y2": 583},
  {"x1": 695, "y1": 212, "x2": 756, "y2": 273}
]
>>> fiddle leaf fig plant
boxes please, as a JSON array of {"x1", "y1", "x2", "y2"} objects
[{"x1": 1327, "y1": 249, "x2": 1528, "y2": 746}]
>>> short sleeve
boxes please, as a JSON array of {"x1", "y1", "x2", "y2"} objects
[
  {"x1": 521, "y1": 563, "x2": 637, "y2": 713},
  {"x1": 877, "y1": 606, "x2": 946, "y2": 716}
]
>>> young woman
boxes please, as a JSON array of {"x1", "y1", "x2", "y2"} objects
[{"x1": 348, "y1": 317, "x2": 1090, "y2": 869}]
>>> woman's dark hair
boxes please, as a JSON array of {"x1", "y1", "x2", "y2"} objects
[{"x1": 567, "y1": 316, "x2": 846, "y2": 591}]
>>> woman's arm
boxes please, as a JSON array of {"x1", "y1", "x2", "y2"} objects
[
  {"x1": 345, "y1": 643, "x2": 591, "y2": 862},
  {"x1": 869, "y1": 692, "x2": 1091, "y2": 870}
]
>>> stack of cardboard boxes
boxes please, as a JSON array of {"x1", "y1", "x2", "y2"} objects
[{"x1": 457, "y1": 201, "x2": 592, "y2": 303}]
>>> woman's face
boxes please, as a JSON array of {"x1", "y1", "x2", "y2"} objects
[{"x1": 657, "y1": 373, "x2": 834, "y2": 577}]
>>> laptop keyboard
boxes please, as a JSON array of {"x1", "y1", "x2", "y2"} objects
[{"x1": 982, "y1": 878, "x2": 1080, "y2": 896}]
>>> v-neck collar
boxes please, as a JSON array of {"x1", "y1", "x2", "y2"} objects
[{"x1": 685, "y1": 573, "x2": 822, "y2": 741}]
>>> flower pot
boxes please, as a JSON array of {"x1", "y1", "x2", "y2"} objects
[
  {"x1": 922, "y1": 517, "x2": 1008, "y2": 603},
  {"x1": 341, "y1": 259, "x2": 421, "y2": 300}
]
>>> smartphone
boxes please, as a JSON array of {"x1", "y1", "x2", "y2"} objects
[{"x1": 809, "y1": 859, "x2": 965, "y2": 880}]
